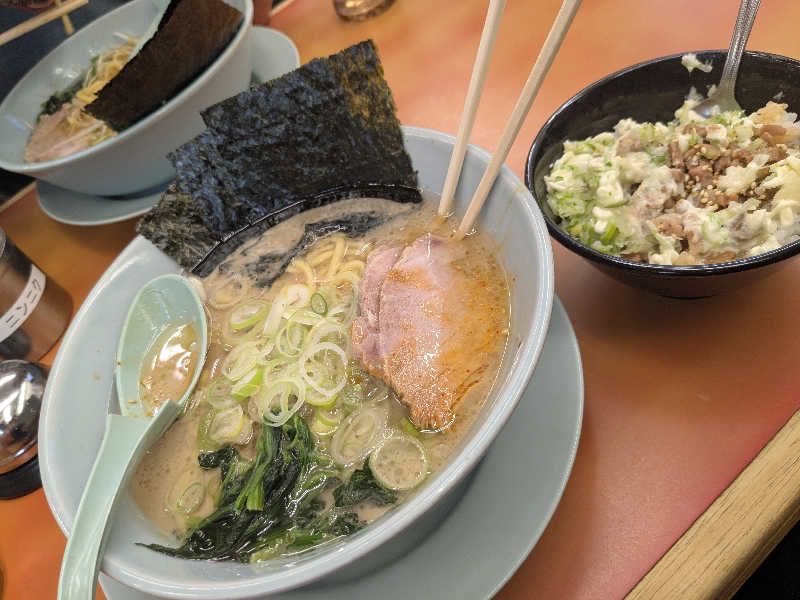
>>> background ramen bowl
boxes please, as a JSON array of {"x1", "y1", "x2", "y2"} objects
[
  {"x1": 39, "y1": 127, "x2": 556, "y2": 598},
  {"x1": 0, "y1": 0, "x2": 252, "y2": 196},
  {"x1": 526, "y1": 50, "x2": 800, "y2": 298}
]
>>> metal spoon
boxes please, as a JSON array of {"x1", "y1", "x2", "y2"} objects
[
  {"x1": 0, "y1": 360, "x2": 46, "y2": 498},
  {"x1": 693, "y1": 0, "x2": 761, "y2": 118},
  {"x1": 57, "y1": 274, "x2": 208, "y2": 600}
]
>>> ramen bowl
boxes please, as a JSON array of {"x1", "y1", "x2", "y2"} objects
[
  {"x1": 526, "y1": 50, "x2": 800, "y2": 298},
  {"x1": 0, "y1": 0, "x2": 252, "y2": 196},
  {"x1": 40, "y1": 127, "x2": 557, "y2": 598}
]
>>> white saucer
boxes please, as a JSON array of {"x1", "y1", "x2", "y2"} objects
[
  {"x1": 36, "y1": 181, "x2": 167, "y2": 226},
  {"x1": 35, "y1": 26, "x2": 300, "y2": 227},
  {"x1": 98, "y1": 296, "x2": 583, "y2": 600}
]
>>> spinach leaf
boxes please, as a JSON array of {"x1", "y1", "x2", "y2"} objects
[
  {"x1": 333, "y1": 462, "x2": 397, "y2": 507},
  {"x1": 140, "y1": 413, "x2": 361, "y2": 562},
  {"x1": 39, "y1": 79, "x2": 83, "y2": 119}
]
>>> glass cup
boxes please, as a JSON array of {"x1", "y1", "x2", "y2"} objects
[
  {"x1": 0, "y1": 228, "x2": 72, "y2": 362},
  {"x1": 333, "y1": 0, "x2": 395, "y2": 21}
]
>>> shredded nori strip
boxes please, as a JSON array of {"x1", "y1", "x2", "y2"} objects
[
  {"x1": 192, "y1": 183, "x2": 420, "y2": 282},
  {"x1": 136, "y1": 40, "x2": 421, "y2": 270}
]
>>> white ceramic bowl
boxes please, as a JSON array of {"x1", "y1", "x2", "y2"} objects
[
  {"x1": 0, "y1": 0, "x2": 253, "y2": 196},
  {"x1": 39, "y1": 126, "x2": 555, "y2": 598}
]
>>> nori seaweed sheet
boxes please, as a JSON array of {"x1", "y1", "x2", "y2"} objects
[
  {"x1": 136, "y1": 184, "x2": 221, "y2": 265},
  {"x1": 200, "y1": 40, "x2": 416, "y2": 210},
  {"x1": 85, "y1": 0, "x2": 243, "y2": 131},
  {"x1": 136, "y1": 40, "x2": 421, "y2": 271},
  {"x1": 168, "y1": 130, "x2": 263, "y2": 233}
]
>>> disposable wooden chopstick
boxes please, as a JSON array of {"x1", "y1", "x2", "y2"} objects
[
  {"x1": 55, "y1": 0, "x2": 76, "y2": 36},
  {"x1": 454, "y1": 0, "x2": 582, "y2": 240},
  {"x1": 0, "y1": 0, "x2": 86, "y2": 46},
  {"x1": 437, "y1": 0, "x2": 507, "y2": 219}
]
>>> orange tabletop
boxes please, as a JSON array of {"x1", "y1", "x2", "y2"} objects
[{"x1": 4, "y1": 0, "x2": 800, "y2": 599}]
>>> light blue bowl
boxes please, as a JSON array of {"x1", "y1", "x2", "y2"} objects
[
  {"x1": 0, "y1": 0, "x2": 252, "y2": 196},
  {"x1": 39, "y1": 127, "x2": 556, "y2": 599}
]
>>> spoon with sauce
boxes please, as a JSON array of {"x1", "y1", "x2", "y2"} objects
[
  {"x1": 692, "y1": 0, "x2": 761, "y2": 118},
  {"x1": 57, "y1": 274, "x2": 207, "y2": 600}
]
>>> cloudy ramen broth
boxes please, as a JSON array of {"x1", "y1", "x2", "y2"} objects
[
  {"x1": 139, "y1": 323, "x2": 199, "y2": 416},
  {"x1": 131, "y1": 197, "x2": 509, "y2": 562}
]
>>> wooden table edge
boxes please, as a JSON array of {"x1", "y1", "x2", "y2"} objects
[
  {"x1": 0, "y1": 181, "x2": 35, "y2": 214},
  {"x1": 625, "y1": 407, "x2": 800, "y2": 600}
]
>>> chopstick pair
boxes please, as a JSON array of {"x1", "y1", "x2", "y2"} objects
[
  {"x1": 0, "y1": 0, "x2": 85, "y2": 47},
  {"x1": 439, "y1": 0, "x2": 582, "y2": 239}
]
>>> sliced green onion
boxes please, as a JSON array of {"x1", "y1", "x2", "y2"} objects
[
  {"x1": 176, "y1": 482, "x2": 205, "y2": 515},
  {"x1": 300, "y1": 341, "x2": 347, "y2": 398},
  {"x1": 228, "y1": 300, "x2": 269, "y2": 330},
  {"x1": 330, "y1": 402, "x2": 388, "y2": 466},
  {"x1": 400, "y1": 417, "x2": 420, "y2": 438},
  {"x1": 369, "y1": 434, "x2": 429, "y2": 491},
  {"x1": 282, "y1": 308, "x2": 324, "y2": 327},
  {"x1": 316, "y1": 406, "x2": 343, "y2": 427},
  {"x1": 220, "y1": 315, "x2": 263, "y2": 347},
  {"x1": 310, "y1": 416, "x2": 337, "y2": 436},
  {"x1": 231, "y1": 368, "x2": 263, "y2": 400},
  {"x1": 260, "y1": 357, "x2": 295, "y2": 381},
  {"x1": 262, "y1": 295, "x2": 289, "y2": 337},
  {"x1": 306, "y1": 321, "x2": 349, "y2": 350},
  {"x1": 197, "y1": 409, "x2": 221, "y2": 451},
  {"x1": 206, "y1": 377, "x2": 237, "y2": 410},
  {"x1": 221, "y1": 341, "x2": 262, "y2": 381},
  {"x1": 257, "y1": 340, "x2": 277, "y2": 365},
  {"x1": 209, "y1": 404, "x2": 245, "y2": 443},
  {"x1": 310, "y1": 293, "x2": 328, "y2": 315},
  {"x1": 306, "y1": 387, "x2": 338, "y2": 408},
  {"x1": 275, "y1": 315, "x2": 310, "y2": 358},
  {"x1": 256, "y1": 377, "x2": 306, "y2": 427},
  {"x1": 284, "y1": 283, "x2": 312, "y2": 309}
]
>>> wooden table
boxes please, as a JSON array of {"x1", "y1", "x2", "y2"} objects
[{"x1": 4, "y1": 0, "x2": 800, "y2": 598}]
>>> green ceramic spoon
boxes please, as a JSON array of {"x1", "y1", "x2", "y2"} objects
[{"x1": 57, "y1": 274, "x2": 207, "y2": 600}]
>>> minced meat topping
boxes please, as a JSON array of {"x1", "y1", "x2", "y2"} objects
[{"x1": 545, "y1": 92, "x2": 800, "y2": 265}]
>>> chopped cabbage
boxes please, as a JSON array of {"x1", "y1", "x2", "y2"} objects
[
  {"x1": 681, "y1": 53, "x2": 713, "y2": 74},
  {"x1": 544, "y1": 93, "x2": 800, "y2": 265}
]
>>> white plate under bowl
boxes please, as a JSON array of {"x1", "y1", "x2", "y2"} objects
[
  {"x1": 40, "y1": 127, "x2": 559, "y2": 598},
  {"x1": 34, "y1": 26, "x2": 299, "y2": 226},
  {"x1": 97, "y1": 296, "x2": 582, "y2": 600}
]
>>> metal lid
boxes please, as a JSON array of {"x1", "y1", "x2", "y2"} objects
[{"x1": 0, "y1": 360, "x2": 46, "y2": 474}]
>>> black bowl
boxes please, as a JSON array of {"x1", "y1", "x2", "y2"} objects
[{"x1": 525, "y1": 50, "x2": 800, "y2": 298}]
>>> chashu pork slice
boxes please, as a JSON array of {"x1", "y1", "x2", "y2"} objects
[
  {"x1": 351, "y1": 233, "x2": 500, "y2": 431},
  {"x1": 351, "y1": 244, "x2": 402, "y2": 375}
]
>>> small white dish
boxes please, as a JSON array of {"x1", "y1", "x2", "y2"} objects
[
  {"x1": 36, "y1": 181, "x2": 166, "y2": 226},
  {"x1": 96, "y1": 297, "x2": 583, "y2": 600},
  {"x1": 249, "y1": 24, "x2": 300, "y2": 78},
  {"x1": 34, "y1": 26, "x2": 300, "y2": 226}
]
